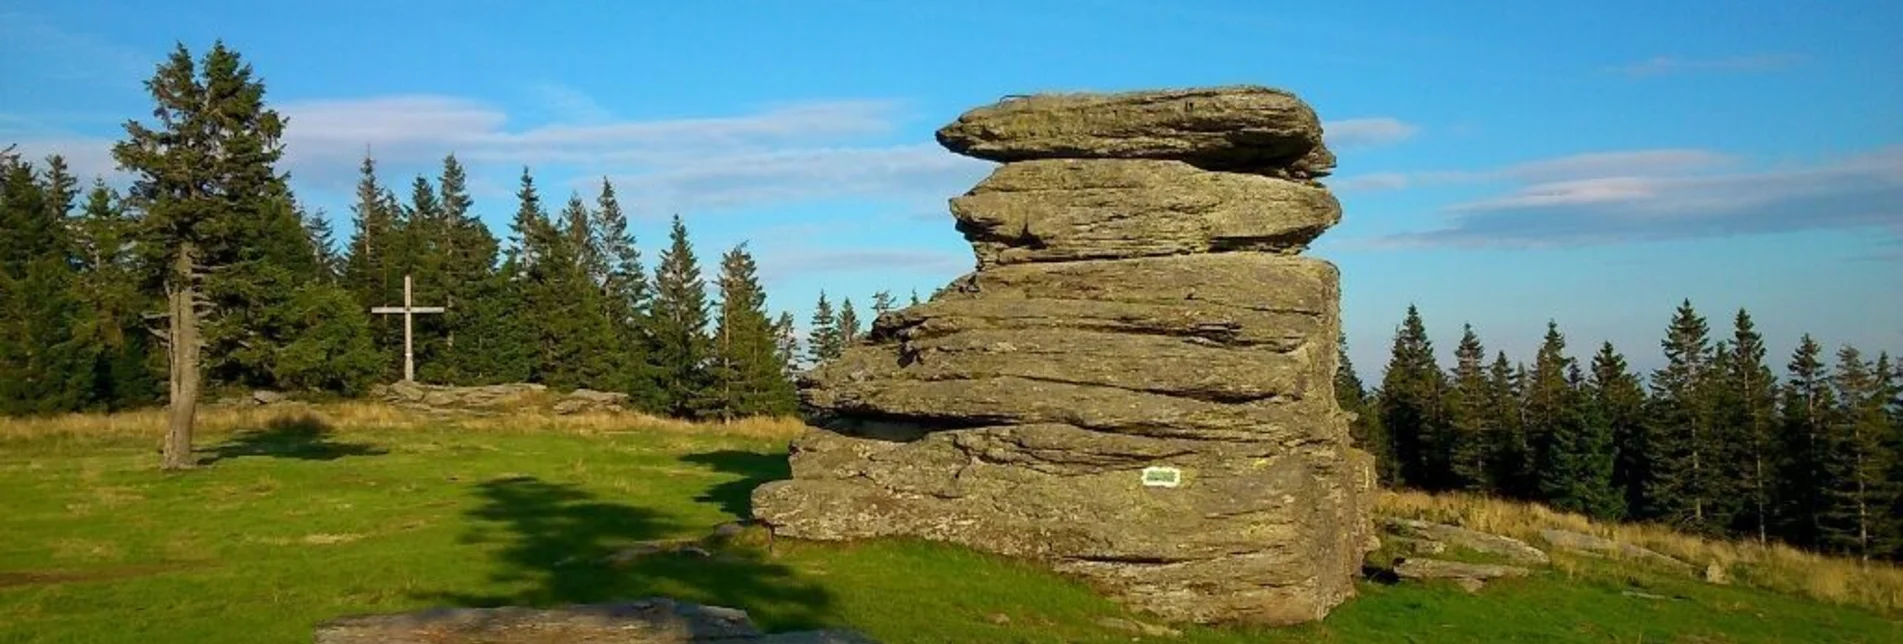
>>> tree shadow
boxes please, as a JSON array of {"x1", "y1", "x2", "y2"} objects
[
  {"x1": 678, "y1": 450, "x2": 792, "y2": 519},
  {"x1": 432, "y1": 475, "x2": 832, "y2": 631},
  {"x1": 199, "y1": 414, "x2": 387, "y2": 464}
]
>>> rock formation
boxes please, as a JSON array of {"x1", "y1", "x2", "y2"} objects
[{"x1": 751, "y1": 85, "x2": 1376, "y2": 626}]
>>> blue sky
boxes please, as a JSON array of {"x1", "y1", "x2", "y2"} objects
[{"x1": 3, "y1": 0, "x2": 1899, "y2": 377}]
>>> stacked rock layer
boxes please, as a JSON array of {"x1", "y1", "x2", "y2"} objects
[{"x1": 751, "y1": 86, "x2": 1377, "y2": 626}]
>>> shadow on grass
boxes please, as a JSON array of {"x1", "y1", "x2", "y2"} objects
[
  {"x1": 434, "y1": 476, "x2": 831, "y2": 631},
  {"x1": 678, "y1": 450, "x2": 791, "y2": 519},
  {"x1": 200, "y1": 415, "x2": 387, "y2": 465}
]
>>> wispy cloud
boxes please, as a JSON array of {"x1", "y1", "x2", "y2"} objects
[
  {"x1": 526, "y1": 83, "x2": 614, "y2": 123},
  {"x1": 6, "y1": 91, "x2": 993, "y2": 216},
  {"x1": 1606, "y1": 54, "x2": 1805, "y2": 78},
  {"x1": 1331, "y1": 149, "x2": 1735, "y2": 193},
  {"x1": 0, "y1": 11, "x2": 152, "y2": 86},
  {"x1": 1364, "y1": 146, "x2": 1903, "y2": 249},
  {"x1": 1324, "y1": 117, "x2": 1419, "y2": 148}
]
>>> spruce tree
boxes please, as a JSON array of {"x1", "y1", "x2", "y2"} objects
[
  {"x1": 516, "y1": 182, "x2": 614, "y2": 390},
  {"x1": 1876, "y1": 353, "x2": 1903, "y2": 560},
  {"x1": 1644, "y1": 300, "x2": 1722, "y2": 532},
  {"x1": 711, "y1": 244, "x2": 798, "y2": 418},
  {"x1": 837, "y1": 297, "x2": 862, "y2": 347},
  {"x1": 1484, "y1": 351, "x2": 1529, "y2": 497},
  {"x1": 69, "y1": 180, "x2": 160, "y2": 410},
  {"x1": 1547, "y1": 351, "x2": 1622, "y2": 519},
  {"x1": 341, "y1": 153, "x2": 405, "y2": 379},
  {"x1": 773, "y1": 311, "x2": 800, "y2": 380},
  {"x1": 1591, "y1": 342, "x2": 1650, "y2": 521},
  {"x1": 302, "y1": 207, "x2": 341, "y2": 283},
  {"x1": 433, "y1": 154, "x2": 503, "y2": 384},
  {"x1": 1378, "y1": 305, "x2": 1447, "y2": 490},
  {"x1": 909, "y1": 289, "x2": 921, "y2": 307},
  {"x1": 110, "y1": 42, "x2": 294, "y2": 468},
  {"x1": 1523, "y1": 320, "x2": 1573, "y2": 501},
  {"x1": 399, "y1": 175, "x2": 454, "y2": 382},
  {"x1": 0, "y1": 155, "x2": 86, "y2": 415},
  {"x1": 1775, "y1": 334, "x2": 1836, "y2": 548},
  {"x1": 1444, "y1": 325, "x2": 1493, "y2": 491},
  {"x1": 594, "y1": 178, "x2": 660, "y2": 408},
  {"x1": 1717, "y1": 309, "x2": 1780, "y2": 542},
  {"x1": 806, "y1": 292, "x2": 841, "y2": 364},
  {"x1": 1826, "y1": 346, "x2": 1889, "y2": 559},
  {"x1": 648, "y1": 214, "x2": 713, "y2": 417}
]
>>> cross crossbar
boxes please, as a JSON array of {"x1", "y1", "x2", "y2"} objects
[{"x1": 369, "y1": 274, "x2": 447, "y2": 382}]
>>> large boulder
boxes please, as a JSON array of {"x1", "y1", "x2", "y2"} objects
[
  {"x1": 755, "y1": 426, "x2": 1372, "y2": 624},
  {"x1": 935, "y1": 85, "x2": 1334, "y2": 177},
  {"x1": 755, "y1": 85, "x2": 1374, "y2": 626},
  {"x1": 952, "y1": 159, "x2": 1341, "y2": 267}
]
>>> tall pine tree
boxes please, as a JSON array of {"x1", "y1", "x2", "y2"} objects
[
  {"x1": 1379, "y1": 305, "x2": 1448, "y2": 490},
  {"x1": 341, "y1": 153, "x2": 406, "y2": 380},
  {"x1": 1548, "y1": 351, "x2": 1622, "y2": 519},
  {"x1": 1444, "y1": 325, "x2": 1493, "y2": 491},
  {"x1": 1591, "y1": 342, "x2": 1650, "y2": 521},
  {"x1": 1775, "y1": 334, "x2": 1836, "y2": 548},
  {"x1": 648, "y1": 215, "x2": 713, "y2": 417},
  {"x1": 110, "y1": 42, "x2": 297, "y2": 468},
  {"x1": 593, "y1": 178, "x2": 661, "y2": 408},
  {"x1": 1523, "y1": 320, "x2": 1573, "y2": 501},
  {"x1": 1826, "y1": 345, "x2": 1889, "y2": 560},
  {"x1": 69, "y1": 180, "x2": 160, "y2": 410},
  {"x1": 710, "y1": 244, "x2": 798, "y2": 418},
  {"x1": 1485, "y1": 351, "x2": 1529, "y2": 497},
  {"x1": 0, "y1": 155, "x2": 86, "y2": 415},
  {"x1": 1644, "y1": 300, "x2": 1722, "y2": 532},
  {"x1": 806, "y1": 292, "x2": 841, "y2": 365},
  {"x1": 837, "y1": 297, "x2": 862, "y2": 347},
  {"x1": 1718, "y1": 309, "x2": 1779, "y2": 543}
]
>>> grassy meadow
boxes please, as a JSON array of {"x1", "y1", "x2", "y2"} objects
[{"x1": 2, "y1": 404, "x2": 1900, "y2": 643}]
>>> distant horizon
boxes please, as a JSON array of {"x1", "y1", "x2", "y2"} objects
[{"x1": 4, "y1": 0, "x2": 1897, "y2": 377}]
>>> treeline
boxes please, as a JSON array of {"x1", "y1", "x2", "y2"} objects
[
  {"x1": 0, "y1": 42, "x2": 826, "y2": 421},
  {"x1": 1341, "y1": 302, "x2": 1903, "y2": 561},
  {"x1": 0, "y1": 144, "x2": 807, "y2": 419}
]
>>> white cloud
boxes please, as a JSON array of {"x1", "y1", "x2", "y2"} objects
[
  {"x1": 1369, "y1": 146, "x2": 1903, "y2": 248},
  {"x1": 526, "y1": 83, "x2": 614, "y2": 123},
  {"x1": 6, "y1": 91, "x2": 991, "y2": 216},
  {"x1": 1330, "y1": 149, "x2": 1735, "y2": 194},
  {"x1": 1323, "y1": 117, "x2": 1418, "y2": 148},
  {"x1": 1607, "y1": 54, "x2": 1805, "y2": 78}
]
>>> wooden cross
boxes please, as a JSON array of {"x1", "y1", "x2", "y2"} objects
[{"x1": 370, "y1": 274, "x2": 446, "y2": 383}]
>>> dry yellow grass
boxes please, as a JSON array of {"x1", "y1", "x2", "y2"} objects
[
  {"x1": 0, "y1": 399, "x2": 812, "y2": 443},
  {"x1": 1377, "y1": 488, "x2": 1903, "y2": 615}
]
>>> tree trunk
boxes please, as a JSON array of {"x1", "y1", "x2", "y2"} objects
[{"x1": 162, "y1": 242, "x2": 201, "y2": 471}]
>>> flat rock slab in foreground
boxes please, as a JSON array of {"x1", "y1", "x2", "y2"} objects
[
  {"x1": 314, "y1": 598, "x2": 877, "y2": 644},
  {"x1": 936, "y1": 85, "x2": 1334, "y2": 177}
]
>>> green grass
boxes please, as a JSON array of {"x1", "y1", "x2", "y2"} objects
[{"x1": 2, "y1": 416, "x2": 1899, "y2": 643}]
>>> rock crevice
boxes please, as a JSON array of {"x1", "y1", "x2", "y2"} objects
[{"x1": 753, "y1": 86, "x2": 1374, "y2": 626}]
